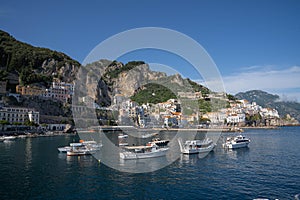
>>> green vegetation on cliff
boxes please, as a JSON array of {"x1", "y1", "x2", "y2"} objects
[
  {"x1": 130, "y1": 83, "x2": 177, "y2": 104},
  {"x1": 186, "y1": 78, "x2": 210, "y2": 97},
  {"x1": 0, "y1": 30, "x2": 80, "y2": 87},
  {"x1": 104, "y1": 61, "x2": 145, "y2": 80}
]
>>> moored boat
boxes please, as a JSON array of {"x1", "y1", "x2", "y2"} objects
[
  {"x1": 80, "y1": 140, "x2": 102, "y2": 150},
  {"x1": 151, "y1": 138, "x2": 169, "y2": 147},
  {"x1": 223, "y1": 135, "x2": 250, "y2": 149},
  {"x1": 18, "y1": 135, "x2": 27, "y2": 139},
  {"x1": 120, "y1": 142, "x2": 169, "y2": 160},
  {"x1": 3, "y1": 136, "x2": 17, "y2": 140},
  {"x1": 58, "y1": 140, "x2": 102, "y2": 154},
  {"x1": 66, "y1": 143, "x2": 91, "y2": 156},
  {"x1": 178, "y1": 138, "x2": 215, "y2": 154},
  {"x1": 57, "y1": 146, "x2": 72, "y2": 153}
]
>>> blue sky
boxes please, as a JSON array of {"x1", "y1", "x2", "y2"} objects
[{"x1": 1, "y1": 0, "x2": 300, "y2": 100}]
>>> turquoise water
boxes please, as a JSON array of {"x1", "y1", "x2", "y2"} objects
[{"x1": 0, "y1": 127, "x2": 299, "y2": 199}]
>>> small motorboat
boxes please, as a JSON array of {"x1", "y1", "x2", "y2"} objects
[
  {"x1": 120, "y1": 142, "x2": 169, "y2": 160},
  {"x1": 178, "y1": 138, "x2": 215, "y2": 154},
  {"x1": 223, "y1": 135, "x2": 250, "y2": 149}
]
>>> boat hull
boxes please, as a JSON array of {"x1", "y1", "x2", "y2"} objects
[
  {"x1": 57, "y1": 147, "x2": 71, "y2": 153},
  {"x1": 224, "y1": 135, "x2": 250, "y2": 149},
  {"x1": 182, "y1": 143, "x2": 215, "y2": 154},
  {"x1": 226, "y1": 142, "x2": 249, "y2": 149},
  {"x1": 120, "y1": 148, "x2": 169, "y2": 160},
  {"x1": 67, "y1": 151, "x2": 91, "y2": 156}
]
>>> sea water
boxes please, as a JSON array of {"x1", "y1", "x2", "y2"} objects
[{"x1": 0, "y1": 127, "x2": 299, "y2": 199}]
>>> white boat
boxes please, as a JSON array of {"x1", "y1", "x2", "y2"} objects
[
  {"x1": 3, "y1": 136, "x2": 17, "y2": 140},
  {"x1": 0, "y1": 137, "x2": 5, "y2": 142},
  {"x1": 81, "y1": 140, "x2": 102, "y2": 150},
  {"x1": 151, "y1": 138, "x2": 169, "y2": 147},
  {"x1": 66, "y1": 143, "x2": 91, "y2": 156},
  {"x1": 58, "y1": 140, "x2": 102, "y2": 154},
  {"x1": 178, "y1": 138, "x2": 215, "y2": 154},
  {"x1": 57, "y1": 146, "x2": 72, "y2": 153},
  {"x1": 120, "y1": 142, "x2": 169, "y2": 160},
  {"x1": 223, "y1": 135, "x2": 250, "y2": 149}
]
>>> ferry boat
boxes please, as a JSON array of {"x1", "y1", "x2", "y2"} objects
[
  {"x1": 178, "y1": 138, "x2": 215, "y2": 154},
  {"x1": 120, "y1": 142, "x2": 169, "y2": 160},
  {"x1": 223, "y1": 135, "x2": 250, "y2": 149}
]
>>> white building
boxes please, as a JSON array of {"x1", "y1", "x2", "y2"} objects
[
  {"x1": 52, "y1": 81, "x2": 74, "y2": 95},
  {"x1": 226, "y1": 113, "x2": 245, "y2": 125},
  {"x1": 0, "y1": 107, "x2": 39, "y2": 124},
  {"x1": 260, "y1": 108, "x2": 280, "y2": 118},
  {"x1": 202, "y1": 112, "x2": 227, "y2": 124}
]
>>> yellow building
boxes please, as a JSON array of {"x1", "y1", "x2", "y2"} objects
[{"x1": 16, "y1": 85, "x2": 46, "y2": 96}]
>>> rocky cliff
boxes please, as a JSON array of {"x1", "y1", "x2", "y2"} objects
[
  {"x1": 75, "y1": 60, "x2": 169, "y2": 106},
  {"x1": 0, "y1": 30, "x2": 80, "y2": 90}
]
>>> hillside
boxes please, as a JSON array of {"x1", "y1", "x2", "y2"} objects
[
  {"x1": 235, "y1": 90, "x2": 300, "y2": 121},
  {"x1": 130, "y1": 75, "x2": 211, "y2": 104},
  {"x1": 0, "y1": 30, "x2": 80, "y2": 91}
]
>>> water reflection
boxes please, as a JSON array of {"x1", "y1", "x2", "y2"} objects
[
  {"x1": 225, "y1": 147, "x2": 250, "y2": 160},
  {"x1": 25, "y1": 138, "x2": 32, "y2": 170},
  {"x1": 179, "y1": 151, "x2": 214, "y2": 165},
  {"x1": 119, "y1": 156, "x2": 169, "y2": 172},
  {"x1": 66, "y1": 155, "x2": 96, "y2": 167},
  {"x1": 180, "y1": 154, "x2": 198, "y2": 165}
]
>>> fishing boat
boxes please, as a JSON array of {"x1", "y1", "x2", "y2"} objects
[
  {"x1": 80, "y1": 140, "x2": 102, "y2": 150},
  {"x1": 151, "y1": 138, "x2": 169, "y2": 147},
  {"x1": 223, "y1": 135, "x2": 250, "y2": 149},
  {"x1": 58, "y1": 140, "x2": 102, "y2": 154},
  {"x1": 120, "y1": 142, "x2": 169, "y2": 160},
  {"x1": 57, "y1": 146, "x2": 72, "y2": 153},
  {"x1": 66, "y1": 143, "x2": 91, "y2": 156},
  {"x1": 178, "y1": 138, "x2": 215, "y2": 154}
]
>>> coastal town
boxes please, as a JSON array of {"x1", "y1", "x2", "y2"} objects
[{"x1": 0, "y1": 78, "x2": 298, "y2": 134}]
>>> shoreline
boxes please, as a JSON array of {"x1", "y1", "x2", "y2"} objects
[
  {"x1": 2, "y1": 124, "x2": 299, "y2": 138},
  {"x1": 0, "y1": 131, "x2": 76, "y2": 138}
]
